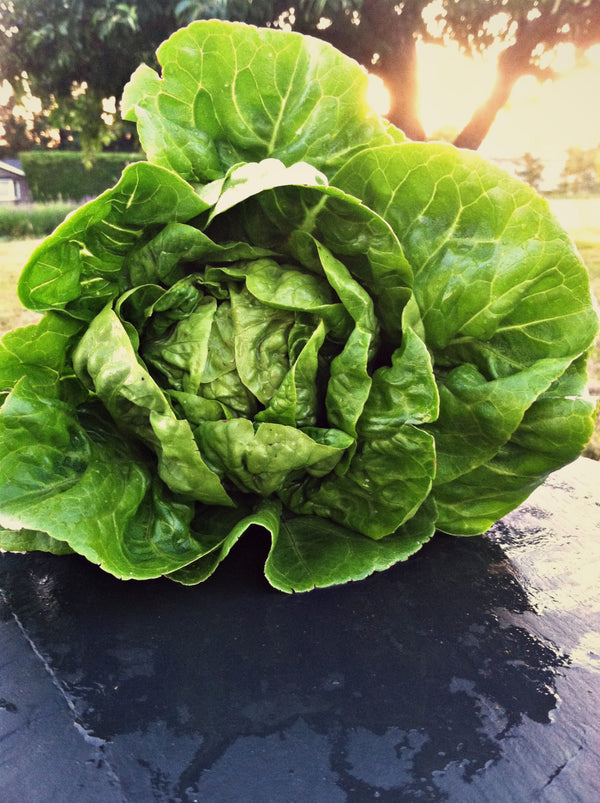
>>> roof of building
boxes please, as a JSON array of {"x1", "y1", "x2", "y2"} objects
[{"x1": 0, "y1": 158, "x2": 25, "y2": 177}]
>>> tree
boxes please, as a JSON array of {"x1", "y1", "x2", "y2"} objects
[
  {"x1": 515, "y1": 152, "x2": 545, "y2": 191},
  {"x1": 442, "y1": 1, "x2": 600, "y2": 149},
  {"x1": 0, "y1": 0, "x2": 179, "y2": 151},
  {"x1": 0, "y1": 93, "x2": 56, "y2": 156}
]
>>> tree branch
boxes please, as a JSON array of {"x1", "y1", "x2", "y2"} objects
[{"x1": 453, "y1": 5, "x2": 592, "y2": 150}]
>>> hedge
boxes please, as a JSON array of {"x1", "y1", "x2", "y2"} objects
[
  {"x1": 19, "y1": 151, "x2": 145, "y2": 202},
  {"x1": 0, "y1": 201, "x2": 79, "y2": 238}
]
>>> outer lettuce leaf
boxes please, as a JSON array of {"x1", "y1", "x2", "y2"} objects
[
  {"x1": 122, "y1": 20, "x2": 400, "y2": 182},
  {"x1": 433, "y1": 355, "x2": 598, "y2": 534},
  {"x1": 17, "y1": 162, "x2": 210, "y2": 320},
  {"x1": 332, "y1": 143, "x2": 598, "y2": 374},
  {"x1": 428, "y1": 357, "x2": 576, "y2": 485},
  {"x1": 0, "y1": 378, "x2": 227, "y2": 578},
  {"x1": 168, "y1": 500, "x2": 436, "y2": 592},
  {"x1": 264, "y1": 501, "x2": 437, "y2": 593},
  {"x1": 0, "y1": 526, "x2": 75, "y2": 556},
  {"x1": 0, "y1": 312, "x2": 83, "y2": 396},
  {"x1": 166, "y1": 500, "x2": 283, "y2": 586}
]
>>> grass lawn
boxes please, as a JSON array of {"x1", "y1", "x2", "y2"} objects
[
  {"x1": 0, "y1": 237, "x2": 43, "y2": 335},
  {"x1": 1, "y1": 205, "x2": 600, "y2": 458}
]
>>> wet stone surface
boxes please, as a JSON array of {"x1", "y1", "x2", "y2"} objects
[{"x1": 1, "y1": 457, "x2": 599, "y2": 802}]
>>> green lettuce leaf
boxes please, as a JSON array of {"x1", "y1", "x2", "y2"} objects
[
  {"x1": 0, "y1": 311, "x2": 83, "y2": 396},
  {"x1": 265, "y1": 501, "x2": 437, "y2": 593},
  {"x1": 72, "y1": 305, "x2": 234, "y2": 506},
  {"x1": 18, "y1": 162, "x2": 210, "y2": 320},
  {"x1": 122, "y1": 20, "x2": 399, "y2": 181},
  {"x1": 0, "y1": 378, "x2": 224, "y2": 578},
  {"x1": 332, "y1": 143, "x2": 598, "y2": 373},
  {"x1": 0, "y1": 526, "x2": 75, "y2": 556}
]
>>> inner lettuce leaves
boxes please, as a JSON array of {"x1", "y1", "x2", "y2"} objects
[{"x1": 0, "y1": 21, "x2": 598, "y2": 591}]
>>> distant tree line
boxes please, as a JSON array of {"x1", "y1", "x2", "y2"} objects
[
  {"x1": 559, "y1": 146, "x2": 600, "y2": 195},
  {"x1": 514, "y1": 146, "x2": 600, "y2": 195}
]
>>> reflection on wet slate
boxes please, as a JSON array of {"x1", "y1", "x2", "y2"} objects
[{"x1": 1, "y1": 458, "x2": 599, "y2": 802}]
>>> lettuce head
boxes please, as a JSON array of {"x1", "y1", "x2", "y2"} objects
[{"x1": 0, "y1": 21, "x2": 597, "y2": 591}]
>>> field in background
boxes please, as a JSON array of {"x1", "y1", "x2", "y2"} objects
[
  {"x1": 1, "y1": 198, "x2": 600, "y2": 457},
  {"x1": 547, "y1": 198, "x2": 600, "y2": 245},
  {"x1": 0, "y1": 238, "x2": 42, "y2": 335}
]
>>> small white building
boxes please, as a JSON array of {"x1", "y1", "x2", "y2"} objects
[{"x1": 0, "y1": 159, "x2": 30, "y2": 203}]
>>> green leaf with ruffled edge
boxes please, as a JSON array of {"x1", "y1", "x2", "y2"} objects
[
  {"x1": 264, "y1": 501, "x2": 437, "y2": 593},
  {"x1": 332, "y1": 142, "x2": 598, "y2": 374},
  {"x1": 0, "y1": 312, "x2": 83, "y2": 398},
  {"x1": 122, "y1": 20, "x2": 400, "y2": 182},
  {"x1": 18, "y1": 162, "x2": 211, "y2": 320},
  {"x1": 0, "y1": 378, "x2": 234, "y2": 579}
]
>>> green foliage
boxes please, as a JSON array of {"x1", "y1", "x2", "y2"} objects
[
  {"x1": 19, "y1": 151, "x2": 145, "y2": 202},
  {"x1": 437, "y1": 0, "x2": 600, "y2": 57},
  {"x1": 0, "y1": 96, "x2": 55, "y2": 157},
  {"x1": 0, "y1": 202, "x2": 78, "y2": 238},
  {"x1": 0, "y1": 1, "x2": 179, "y2": 151},
  {"x1": 0, "y1": 22, "x2": 597, "y2": 591}
]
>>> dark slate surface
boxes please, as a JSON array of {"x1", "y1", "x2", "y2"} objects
[{"x1": 1, "y1": 457, "x2": 599, "y2": 802}]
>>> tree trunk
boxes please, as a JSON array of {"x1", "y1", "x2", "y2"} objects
[
  {"x1": 453, "y1": 15, "x2": 555, "y2": 150},
  {"x1": 452, "y1": 60, "x2": 520, "y2": 150},
  {"x1": 320, "y1": 0, "x2": 427, "y2": 141},
  {"x1": 375, "y1": 33, "x2": 427, "y2": 141}
]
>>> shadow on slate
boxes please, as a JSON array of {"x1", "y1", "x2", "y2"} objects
[{"x1": 1, "y1": 458, "x2": 599, "y2": 802}]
